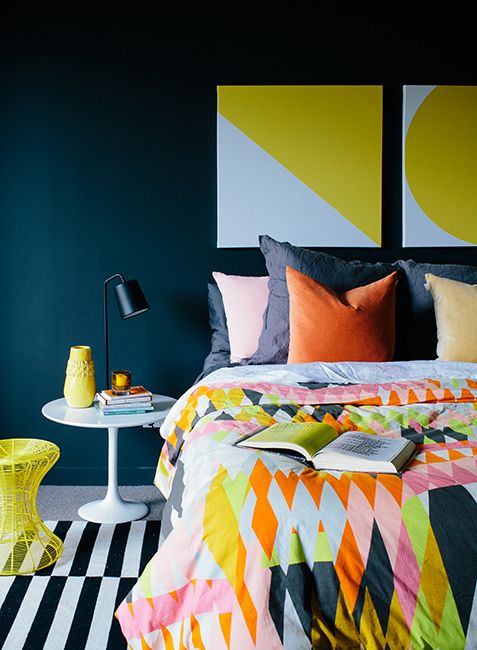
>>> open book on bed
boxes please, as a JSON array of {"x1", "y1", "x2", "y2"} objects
[{"x1": 236, "y1": 422, "x2": 416, "y2": 473}]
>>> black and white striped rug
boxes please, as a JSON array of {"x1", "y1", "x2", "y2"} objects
[{"x1": 0, "y1": 519, "x2": 161, "y2": 650}]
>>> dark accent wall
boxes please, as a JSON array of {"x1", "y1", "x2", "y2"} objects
[{"x1": 1, "y1": 18, "x2": 475, "y2": 484}]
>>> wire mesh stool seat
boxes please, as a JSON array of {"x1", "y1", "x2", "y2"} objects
[{"x1": 0, "y1": 439, "x2": 63, "y2": 575}]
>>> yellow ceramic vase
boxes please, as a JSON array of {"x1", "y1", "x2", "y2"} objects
[{"x1": 63, "y1": 345, "x2": 96, "y2": 408}]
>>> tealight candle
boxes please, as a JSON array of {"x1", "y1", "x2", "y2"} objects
[{"x1": 111, "y1": 370, "x2": 131, "y2": 394}]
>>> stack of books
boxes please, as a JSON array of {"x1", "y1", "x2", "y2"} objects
[{"x1": 95, "y1": 386, "x2": 154, "y2": 416}]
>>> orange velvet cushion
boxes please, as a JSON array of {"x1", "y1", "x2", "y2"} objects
[{"x1": 286, "y1": 266, "x2": 398, "y2": 363}]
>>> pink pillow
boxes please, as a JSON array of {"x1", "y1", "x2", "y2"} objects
[{"x1": 212, "y1": 272, "x2": 269, "y2": 362}]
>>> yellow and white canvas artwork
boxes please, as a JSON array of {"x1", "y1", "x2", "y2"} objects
[
  {"x1": 403, "y1": 85, "x2": 477, "y2": 247},
  {"x1": 217, "y1": 85, "x2": 383, "y2": 248}
]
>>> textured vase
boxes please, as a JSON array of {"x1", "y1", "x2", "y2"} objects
[{"x1": 64, "y1": 345, "x2": 96, "y2": 408}]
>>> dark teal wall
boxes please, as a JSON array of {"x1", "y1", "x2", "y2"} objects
[{"x1": 1, "y1": 18, "x2": 475, "y2": 484}]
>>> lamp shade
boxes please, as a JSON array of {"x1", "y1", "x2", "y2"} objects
[{"x1": 113, "y1": 279, "x2": 149, "y2": 319}]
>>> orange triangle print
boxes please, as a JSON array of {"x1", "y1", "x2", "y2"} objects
[
  {"x1": 443, "y1": 388, "x2": 456, "y2": 402},
  {"x1": 160, "y1": 626, "x2": 175, "y2": 650},
  {"x1": 325, "y1": 472, "x2": 351, "y2": 509},
  {"x1": 340, "y1": 414, "x2": 356, "y2": 431},
  {"x1": 179, "y1": 619, "x2": 187, "y2": 650},
  {"x1": 335, "y1": 520, "x2": 364, "y2": 611},
  {"x1": 140, "y1": 633, "x2": 153, "y2": 650},
  {"x1": 357, "y1": 396, "x2": 383, "y2": 406},
  {"x1": 323, "y1": 412, "x2": 343, "y2": 432},
  {"x1": 425, "y1": 389, "x2": 437, "y2": 402},
  {"x1": 388, "y1": 390, "x2": 401, "y2": 406},
  {"x1": 378, "y1": 474, "x2": 403, "y2": 506},
  {"x1": 460, "y1": 388, "x2": 475, "y2": 401},
  {"x1": 219, "y1": 612, "x2": 232, "y2": 650},
  {"x1": 275, "y1": 469, "x2": 300, "y2": 509},
  {"x1": 300, "y1": 472, "x2": 325, "y2": 509},
  {"x1": 425, "y1": 451, "x2": 447, "y2": 463},
  {"x1": 190, "y1": 614, "x2": 206, "y2": 650},
  {"x1": 356, "y1": 473, "x2": 377, "y2": 508},
  {"x1": 448, "y1": 448, "x2": 465, "y2": 461}
]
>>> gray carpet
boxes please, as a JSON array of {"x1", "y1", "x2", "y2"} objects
[{"x1": 37, "y1": 485, "x2": 165, "y2": 520}]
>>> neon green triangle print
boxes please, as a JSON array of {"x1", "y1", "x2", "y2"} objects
[{"x1": 218, "y1": 85, "x2": 383, "y2": 246}]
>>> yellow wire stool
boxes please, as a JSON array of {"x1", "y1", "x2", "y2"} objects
[{"x1": 0, "y1": 439, "x2": 63, "y2": 575}]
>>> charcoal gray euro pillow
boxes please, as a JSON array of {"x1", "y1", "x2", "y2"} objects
[
  {"x1": 207, "y1": 282, "x2": 230, "y2": 355},
  {"x1": 396, "y1": 259, "x2": 477, "y2": 360},
  {"x1": 197, "y1": 283, "x2": 236, "y2": 381},
  {"x1": 248, "y1": 235, "x2": 398, "y2": 365}
]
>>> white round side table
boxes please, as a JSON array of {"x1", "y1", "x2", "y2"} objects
[{"x1": 41, "y1": 395, "x2": 176, "y2": 524}]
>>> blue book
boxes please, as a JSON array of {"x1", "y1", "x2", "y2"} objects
[{"x1": 94, "y1": 402, "x2": 154, "y2": 416}]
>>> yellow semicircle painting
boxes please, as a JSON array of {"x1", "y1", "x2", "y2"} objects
[{"x1": 404, "y1": 85, "x2": 477, "y2": 246}]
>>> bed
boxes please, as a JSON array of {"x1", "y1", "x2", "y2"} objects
[
  {"x1": 116, "y1": 237, "x2": 477, "y2": 648},
  {"x1": 116, "y1": 360, "x2": 477, "y2": 649}
]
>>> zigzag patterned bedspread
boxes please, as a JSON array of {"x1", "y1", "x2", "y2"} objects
[{"x1": 116, "y1": 369, "x2": 477, "y2": 649}]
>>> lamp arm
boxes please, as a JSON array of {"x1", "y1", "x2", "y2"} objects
[
  {"x1": 103, "y1": 273, "x2": 126, "y2": 389},
  {"x1": 104, "y1": 273, "x2": 125, "y2": 285}
]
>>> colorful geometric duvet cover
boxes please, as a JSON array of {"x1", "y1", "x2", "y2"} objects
[{"x1": 116, "y1": 370, "x2": 477, "y2": 649}]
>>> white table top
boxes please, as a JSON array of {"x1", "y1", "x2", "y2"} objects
[{"x1": 42, "y1": 395, "x2": 176, "y2": 429}]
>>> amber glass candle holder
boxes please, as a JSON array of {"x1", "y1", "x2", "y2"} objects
[{"x1": 111, "y1": 370, "x2": 131, "y2": 395}]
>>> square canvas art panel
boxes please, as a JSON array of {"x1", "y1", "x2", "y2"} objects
[
  {"x1": 217, "y1": 85, "x2": 383, "y2": 248},
  {"x1": 403, "y1": 85, "x2": 477, "y2": 247}
]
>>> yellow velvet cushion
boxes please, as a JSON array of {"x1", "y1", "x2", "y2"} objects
[{"x1": 425, "y1": 273, "x2": 477, "y2": 362}]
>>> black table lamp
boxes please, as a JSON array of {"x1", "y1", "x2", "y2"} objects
[{"x1": 103, "y1": 273, "x2": 150, "y2": 389}]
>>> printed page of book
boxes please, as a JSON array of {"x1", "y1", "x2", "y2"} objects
[{"x1": 316, "y1": 431, "x2": 405, "y2": 462}]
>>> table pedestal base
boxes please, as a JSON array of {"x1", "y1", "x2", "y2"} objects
[
  {"x1": 78, "y1": 496, "x2": 149, "y2": 524},
  {"x1": 78, "y1": 425, "x2": 149, "y2": 524}
]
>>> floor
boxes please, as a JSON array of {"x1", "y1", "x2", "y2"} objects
[{"x1": 37, "y1": 485, "x2": 166, "y2": 520}]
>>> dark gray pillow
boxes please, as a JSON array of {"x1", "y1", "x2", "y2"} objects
[
  {"x1": 248, "y1": 235, "x2": 398, "y2": 365},
  {"x1": 197, "y1": 284, "x2": 238, "y2": 382},
  {"x1": 396, "y1": 259, "x2": 477, "y2": 360},
  {"x1": 207, "y1": 283, "x2": 230, "y2": 355}
]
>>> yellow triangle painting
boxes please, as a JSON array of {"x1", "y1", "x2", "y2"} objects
[{"x1": 218, "y1": 85, "x2": 382, "y2": 247}]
